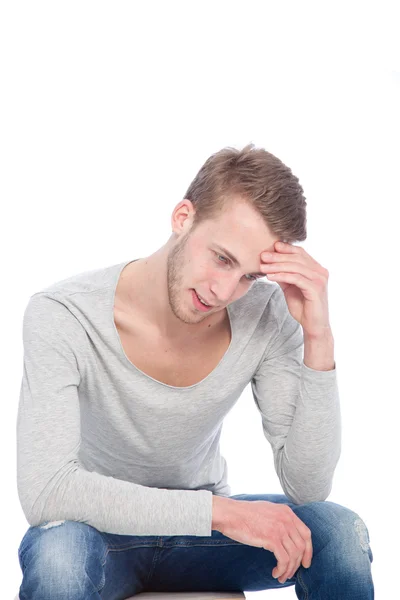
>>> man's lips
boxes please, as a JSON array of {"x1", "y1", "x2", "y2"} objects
[{"x1": 194, "y1": 290, "x2": 214, "y2": 307}]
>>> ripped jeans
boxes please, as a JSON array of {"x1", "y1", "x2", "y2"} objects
[{"x1": 17, "y1": 493, "x2": 374, "y2": 599}]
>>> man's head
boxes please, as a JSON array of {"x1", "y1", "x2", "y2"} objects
[{"x1": 164, "y1": 144, "x2": 307, "y2": 325}]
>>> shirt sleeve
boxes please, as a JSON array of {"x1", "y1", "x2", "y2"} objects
[
  {"x1": 16, "y1": 293, "x2": 213, "y2": 536},
  {"x1": 250, "y1": 286, "x2": 341, "y2": 504}
]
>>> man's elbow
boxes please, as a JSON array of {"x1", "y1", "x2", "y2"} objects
[{"x1": 283, "y1": 481, "x2": 333, "y2": 505}]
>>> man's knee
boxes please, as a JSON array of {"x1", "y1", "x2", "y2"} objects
[
  {"x1": 297, "y1": 500, "x2": 373, "y2": 564},
  {"x1": 19, "y1": 520, "x2": 105, "y2": 570},
  {"x1": 18, "y1": 520, "x2": 107, "y2": 599}
]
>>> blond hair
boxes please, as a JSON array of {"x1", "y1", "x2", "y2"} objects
[{"x1": 183, "y1": 143, "x2": 307, "y2": 243}]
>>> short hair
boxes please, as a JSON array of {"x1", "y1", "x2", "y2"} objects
[{"x1": 183, "y1": 143, "x2": 307, "y2": 244}]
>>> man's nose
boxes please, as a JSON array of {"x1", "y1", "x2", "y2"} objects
[{"x1": 211, "y1": 279, "x2": 239, "y2": 304}]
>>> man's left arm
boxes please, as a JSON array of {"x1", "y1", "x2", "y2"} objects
[
  {"x1": 252, "y1": 241, "x2": 341, "y2": 504},
  {"x1": 251, "y1": 302, "x2": 340, "y2": 505}
]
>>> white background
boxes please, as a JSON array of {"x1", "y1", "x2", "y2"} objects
[{"x1": 1, "y1": 1, "x2": 399, "y2": 598}]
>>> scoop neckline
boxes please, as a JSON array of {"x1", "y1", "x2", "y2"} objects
[{"x1": 110, "y1": 258, "x2": 235, "y2": 390}]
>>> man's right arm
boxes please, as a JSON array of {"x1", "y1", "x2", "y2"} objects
[{"x1": 17, "y1": 293, "x2": 214, "y2": 537}]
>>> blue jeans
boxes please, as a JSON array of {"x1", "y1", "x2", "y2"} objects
[{"x1": 17, "y1": 493, "x2": 374, "y2": 599}]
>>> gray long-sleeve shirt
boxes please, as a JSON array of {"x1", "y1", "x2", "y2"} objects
[{"x1": 16, "y1": 258, "x2": 341, "y2": 537}]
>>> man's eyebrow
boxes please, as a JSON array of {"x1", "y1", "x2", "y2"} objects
[{"x1": 214, "y1": 244, "x2": 266, "y2": 277}]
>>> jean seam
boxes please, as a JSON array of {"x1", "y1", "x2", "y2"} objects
[
  {"x1": 94, "y1": 548, "x2": 108, "y2": 594},
  {"x1": 145, "y1": 543, "x2": 162, "y2": 587},
  {"x1": 297, "y1": 568, "x2": 309, "y2": 599},
  {"x1": 94, "y1": 532, "x2": 110, "y2": 594},
  {"x1": 107, "y1": 543, "x2": 161, "y2": 552}
]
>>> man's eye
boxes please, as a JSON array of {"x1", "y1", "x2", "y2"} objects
[{"x1": 215, "y1": 254, "x2": 258, "y2": 282}]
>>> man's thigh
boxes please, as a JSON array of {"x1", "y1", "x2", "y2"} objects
[{"x1": 145, "y1": 493, "x2": 298, "y2": 593}]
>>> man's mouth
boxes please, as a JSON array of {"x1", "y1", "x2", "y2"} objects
[{"x1": 193, "y1": 289, "x2": 213, "y2": 308}]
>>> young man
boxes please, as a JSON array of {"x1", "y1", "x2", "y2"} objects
[{"x1": 16, "y1": 144, "x2": 374, "y2": 598}]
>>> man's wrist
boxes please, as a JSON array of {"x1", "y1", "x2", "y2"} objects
[
  {"x1": 303, "y1": 330, "x2": 335, "y2": 371},
  {"x1": 211, "y1": 494, "x2": 235, "y2": 531}
]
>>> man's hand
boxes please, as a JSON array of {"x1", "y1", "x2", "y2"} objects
[
  {"x1": 260, "y1": 241, "x2": 331, "y2": 339},
  {"x1": 214, "y1": 497, "x2": 313, "y2": 584}
]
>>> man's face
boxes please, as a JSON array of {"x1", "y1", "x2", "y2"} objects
[{"x1": 166, "y1": 199, "x2": 280, "y2": 324}]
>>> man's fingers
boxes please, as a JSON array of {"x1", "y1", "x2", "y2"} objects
[{"x1": 294, "y1": 516, "x2": 313, "y2": 568}]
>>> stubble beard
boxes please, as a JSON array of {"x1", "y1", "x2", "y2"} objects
[{"x1": 166, "y1": 233, "x2": 200, "y2": 325}]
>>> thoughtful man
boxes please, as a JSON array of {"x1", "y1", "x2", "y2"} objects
[{"x1": 16, "y1": 144, "x2": 374, "y2": 599}]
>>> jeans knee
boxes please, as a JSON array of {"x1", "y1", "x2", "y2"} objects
[
  {"x1": 18, "y1": 520, "x2": 107, "y2": 598},
  {"x1": 326, "y1": 503, "x2": 372, "y2": 553},
  {"x1": 353, "y1": 515, "x2": 373, "y2": 561},
  {"x1": 307, "y1": 501, "x2": 374, "y2": 566}
]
